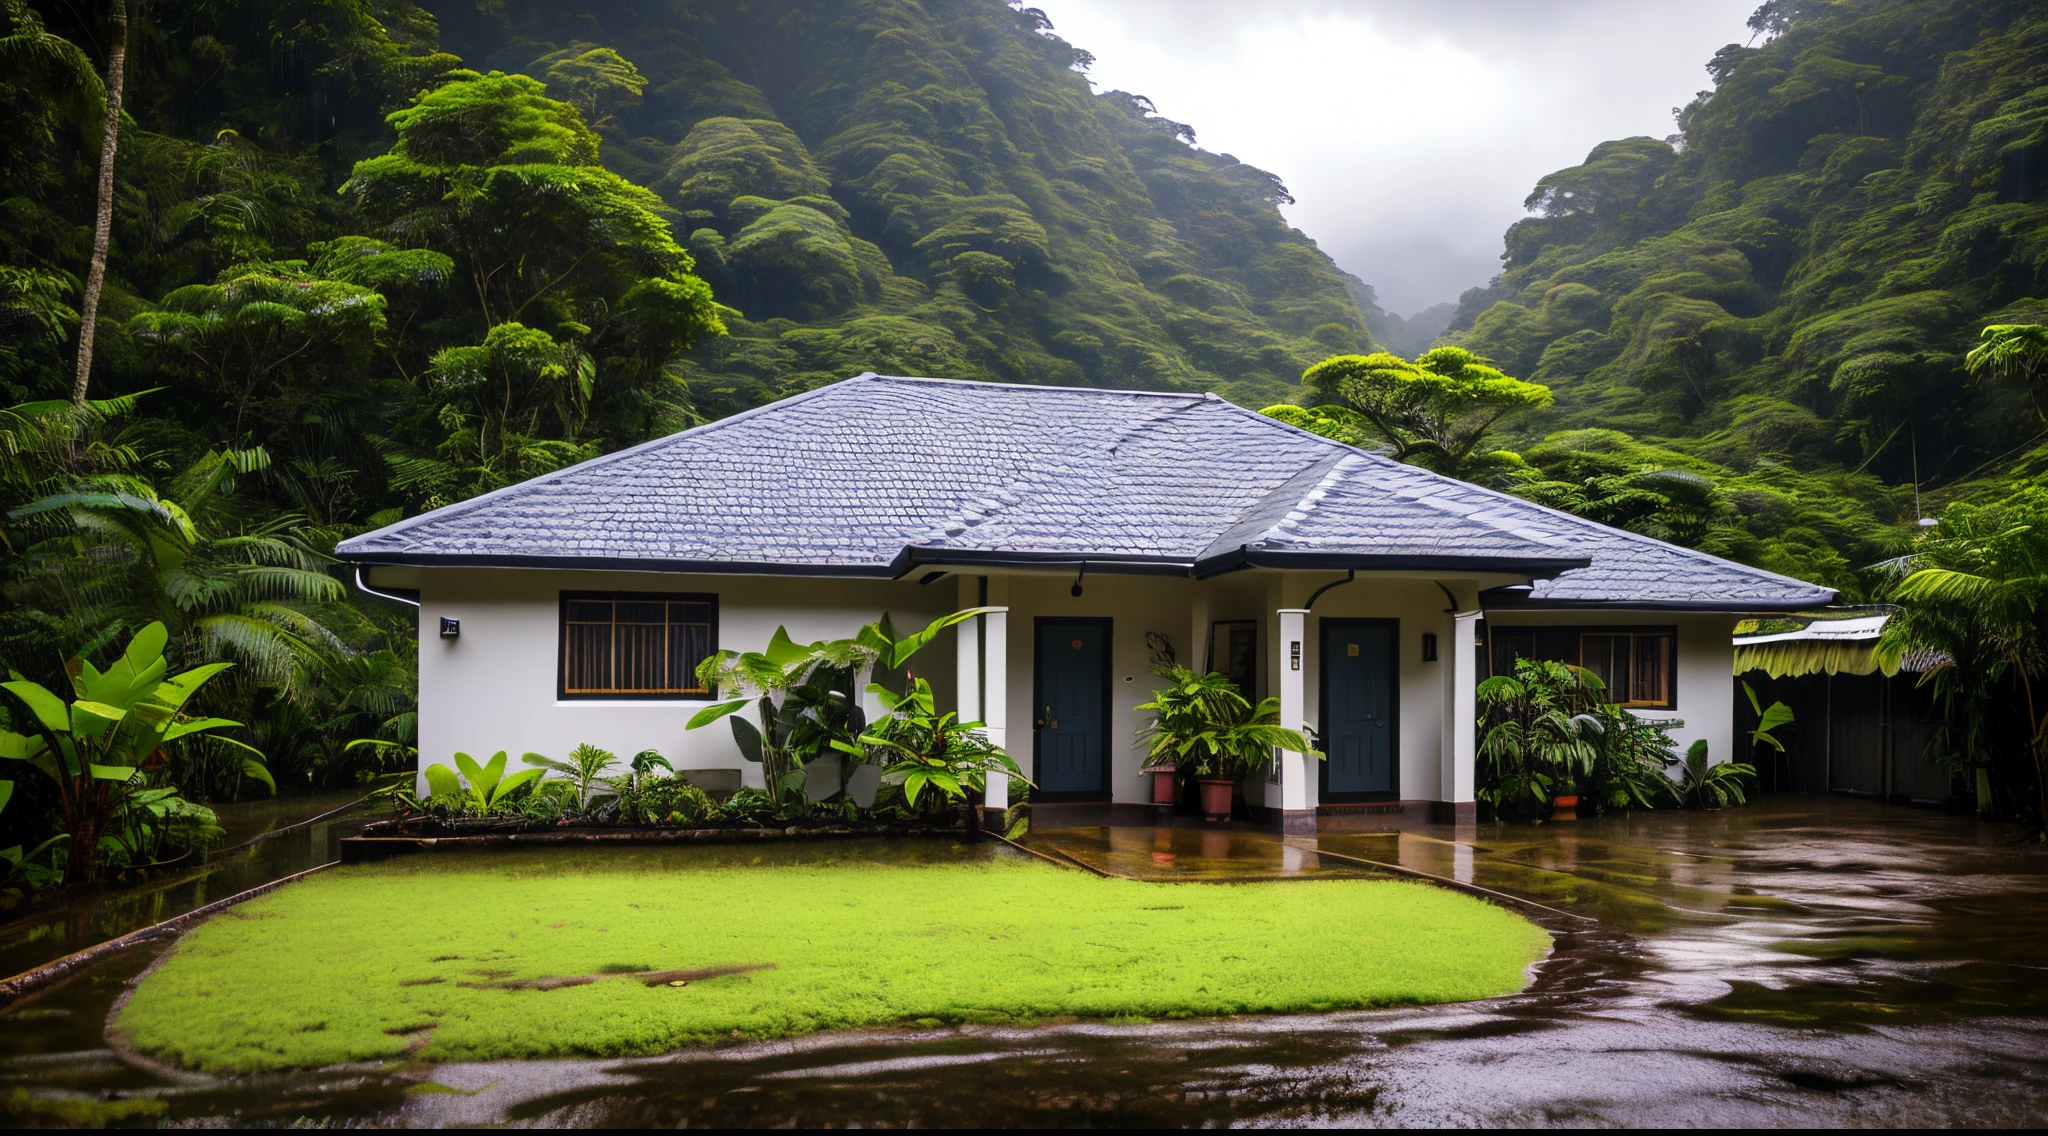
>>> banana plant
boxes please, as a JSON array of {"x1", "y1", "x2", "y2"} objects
[
  {"x1": 423, "y1": 750, "x2": 542, "y2": 813},
  {"x1": 0, "y1": 621, "x2": 267, "y2": 886},
  {"x1": 686, "y1": 609, "x2": 996, "y2": 810}
]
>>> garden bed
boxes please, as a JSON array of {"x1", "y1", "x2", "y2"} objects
[{"x1": 112, "y1": 841, "x2": 1550, "y2": 1073}]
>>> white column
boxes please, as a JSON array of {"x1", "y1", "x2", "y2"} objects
[
  {"x1": 955, "y1": 576, "x2": 983, "y2": 725},
  {"x1": 980, "y1": 606, "x2": 1012, "y2": 810},
  {"x1": 1276, "y1": 608, "x2": 1310, "y2": 819},
  {"x1": 1442, "y1": 609, "x2": 1481, "y2": 809}
]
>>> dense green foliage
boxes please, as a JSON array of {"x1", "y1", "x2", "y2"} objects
[
  {"x1": 428, "y1": 0, "x2": 1372, "y2": 414},
  {"x1": 0, "y1": 0, "x2": 1366, "y2": 849},
  {"x1": 1433, "y1": 0, "x2": 2048, "y2": 591},
  {"x1": 116, "y1": 843, "x2": 1548, "y2": 1071},
  {"x1": 1476, "y1": 658, "x2": 1698, "y2": 820},
  {"x1": 1878, "y1": 488, "x2": 2048, "y2": 824}
]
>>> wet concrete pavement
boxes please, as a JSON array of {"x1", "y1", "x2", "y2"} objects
[{"x1": 3, "y1": 796, "x2": 2045, "y2": 1126}]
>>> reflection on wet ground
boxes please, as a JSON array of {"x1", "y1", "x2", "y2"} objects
[
  {"x1": 0, "y1": 788, "x2": 374, "y2": 981},
  {"x1": 3, "y1": 797, "x2": 2046, "y2": 1126}
]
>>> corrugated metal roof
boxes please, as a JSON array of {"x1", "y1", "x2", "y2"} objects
[{"x1": 336, "y1": 373, "x2": 1835, "y2": 609}]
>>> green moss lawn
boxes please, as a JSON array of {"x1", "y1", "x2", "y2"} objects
[{"x1": 115, "y1": 844, "x2": 1550, "y2": 1072}]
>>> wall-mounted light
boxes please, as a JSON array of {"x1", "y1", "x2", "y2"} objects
[
  {"x1": 440, "y1": 617, "x2": 460, "y2": 639},
  {"x1": 1289, "y1": 640, "x2": 1301, "y2": 671},
  {"x1": 1422, "y1": 632, "x2": 1439, "y2": 662}
]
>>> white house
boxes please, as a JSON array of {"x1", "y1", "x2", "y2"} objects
[{"x1": 335, "y1": 373, "x2": 1834, "y2": 831}]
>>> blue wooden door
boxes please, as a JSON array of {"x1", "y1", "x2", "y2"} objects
[
  {"x1": 1324, "y1": 623, "x2": 1396, "y2": 797},
  {"x1": 1036, "y1": 620, "x2": 1109, "y2": 796}
]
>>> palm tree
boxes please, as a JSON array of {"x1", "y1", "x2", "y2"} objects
[
  {"x1": 7, "y1": 448, "x2": 350, "y2": 688},
  {"x1": 1878, "y1": 495, "x2": 2048, "y2": 824}
]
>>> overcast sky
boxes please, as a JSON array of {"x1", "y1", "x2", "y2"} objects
[{"x1": 1032, "y1": 0, "x2": 1758, "y2": 317}]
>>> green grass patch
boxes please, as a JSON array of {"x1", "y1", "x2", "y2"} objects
[{"x1": 115, "y1": 844, "x2": 1550, "y2": 1072}]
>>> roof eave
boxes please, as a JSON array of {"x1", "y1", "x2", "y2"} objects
[
  {"x1": 1481, "y1": 588, "x2": 1839, "y2": 614},
  {"x1": 1193, "y1": 546, "x2": 1592, "y2": 581},
  {"x1": 333, "y1": 549, "x2": 911, "y2": 579},
  {"x1": 896, "y1": 547, "x2": 1196, "y2": 577}
]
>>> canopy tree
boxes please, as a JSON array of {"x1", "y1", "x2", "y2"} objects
[
  {"x1": 342, "y1": 69, "x2": 723, "y2": 501},
  {"x1": 1292, "y1": 347, "x2": 1553, "y2": 479}
]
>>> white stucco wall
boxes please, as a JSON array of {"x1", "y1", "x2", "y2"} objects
[
  {"x1": 384, "y1": 563, "x2": 1731, "y2": 808},
  {"x1": 401, "y1": 567, "x2": 957, "y2": 790}
]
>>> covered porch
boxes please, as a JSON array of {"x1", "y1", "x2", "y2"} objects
[{"x1": 941, "y1": 567, "x2": 1528, "y2": 833}]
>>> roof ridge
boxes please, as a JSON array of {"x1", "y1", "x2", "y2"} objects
[
  {"x1": 1205, "y1": 397, "x2": 1827, "y2": 595},
  {"x1": 867, "y1": 373, "x2": 1224, "y2": 401},
  {"x1": 338, "y1": 374, "x2": 877, "y2": 551}
]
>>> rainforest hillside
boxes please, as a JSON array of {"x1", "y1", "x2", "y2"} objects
[
  {"x1": 1437, "y1": 0, "x2": 2048, "y2": 587},
  {"x1": 426, "y1": 0, "x2": 1372, "y2": 417}
]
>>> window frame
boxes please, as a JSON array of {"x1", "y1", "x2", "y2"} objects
[
  {"x1": 556, "y1": 590, "x2": 720, "y2": 702},
  {"x1": 1485, "y1": 623, "x2": 1679, "y2": 711}
]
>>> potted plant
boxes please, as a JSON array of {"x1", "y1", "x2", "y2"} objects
[
  {"x1": 1139, "y1": 758, "x2": 1178, "y2": 806},
  {"x1": 1135, "y1": 666, "x2": 1319, "y2": 821}
]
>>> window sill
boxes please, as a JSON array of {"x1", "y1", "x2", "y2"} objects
[{"x1": 553, "y1": 698, "x2": 716, "y2": 707}]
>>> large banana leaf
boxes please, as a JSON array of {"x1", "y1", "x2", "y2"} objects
[{"x1": 2, "y1": 680, "x2": 69, "y2": 734}]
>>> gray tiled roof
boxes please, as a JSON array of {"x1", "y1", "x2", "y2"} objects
[{"x1": 336, "y1": 374, "x2": 1834, "y2": 610}]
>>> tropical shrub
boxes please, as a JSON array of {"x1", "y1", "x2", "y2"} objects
[
  {"x1": 1476, "y1": 659, "x2": 1602, "y2": 819},
  {"x1": 523, "y1": 743, "x2": 620, "y2": 808},
  {"x1": 841, "y1": 678, "x2": 1027, "y2": 812},
  {"x1": 1676, "y1": 741, "x2": 1754, "y2": 810},
  {"x1": 422, "y1": 751, "x2": 541, "y2": 815},
  {"x1": 0, "y1": 621, "x2": 268, "y2": 884},
  {"x1": 1133, "y1": 665, "x2": 1318, "y2": 782},
  {"x1": 1478, "y1": 658, "x2": 1690, "y2": 818},
  {"x1": 1583, "y1": 703, "x2": 1684, "y2": 812},
  {"x1": 617, "y1": 776, "x2": 715, "y2": 827}
]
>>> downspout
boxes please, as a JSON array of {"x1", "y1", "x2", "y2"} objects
[
  {"x1": 1303, "y1": 569, "x2": 1354, "y2": 611},
  {"x1": 353, "y1": 566, "x2": 420, "y2": 607}
]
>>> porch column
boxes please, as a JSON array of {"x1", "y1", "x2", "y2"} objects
[
  {"x1": 1275, "y1": 607, "x2": 1313, "y2": 834},
  {"x1": 1441, "y1": 608, "x2": 1481, "y2": 820},
  {"x1": 975, "y1": 606, "x2": 1012, "y2": 811}
]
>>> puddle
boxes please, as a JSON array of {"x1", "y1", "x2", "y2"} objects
[
  {"x1": 2, "y1": 797, "x2": 2045, "y2": 1126},
  {"x1": 0, "y1": 788, "x2": 377, "y2": 981}
]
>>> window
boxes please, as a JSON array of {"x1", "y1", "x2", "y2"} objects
[
  {"x1": 1486, "y1": 624, "x2": 1676, "y2": 709},
  {"x1": 559, "y1": 592, "x2": 717, "y2": 699},
  {"x1": 1579, "y1": 630, "x2": 1674, "y2": 708},
  {"x1": 1206, "y1": 620, "x2": 1258, "y2": 694}
]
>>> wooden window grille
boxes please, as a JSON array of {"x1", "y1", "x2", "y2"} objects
[
  {"x1": 559, "y1": 592, "x2": 716, "y2": 699},
  {"x1": 1578, "y1": 631, "x2": 1675, "y2": 709}
]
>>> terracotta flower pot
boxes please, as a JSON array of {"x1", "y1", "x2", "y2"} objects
[
  {"x1": 1149, "y1": 769, "x2": 1177, "y2": 804},
  {"x1": 1198, "y1": 777, "x2": 1235, "y2": 820},
  {"x1": 1551, "y1": 793, "x2": 1581, "y2": 820}
]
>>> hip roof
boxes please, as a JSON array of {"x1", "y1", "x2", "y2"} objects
[{"x1": 335, "y1": 373, "x2": 1835, "y2": 610}]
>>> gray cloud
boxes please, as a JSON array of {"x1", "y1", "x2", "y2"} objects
[{"x1": 1035, "y1": 0, "x2": 1757, "y2": 316}]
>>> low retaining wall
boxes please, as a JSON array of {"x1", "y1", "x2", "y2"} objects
[{"x1": 340, "y1": 823, "x2": 978, "y2": 863}]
